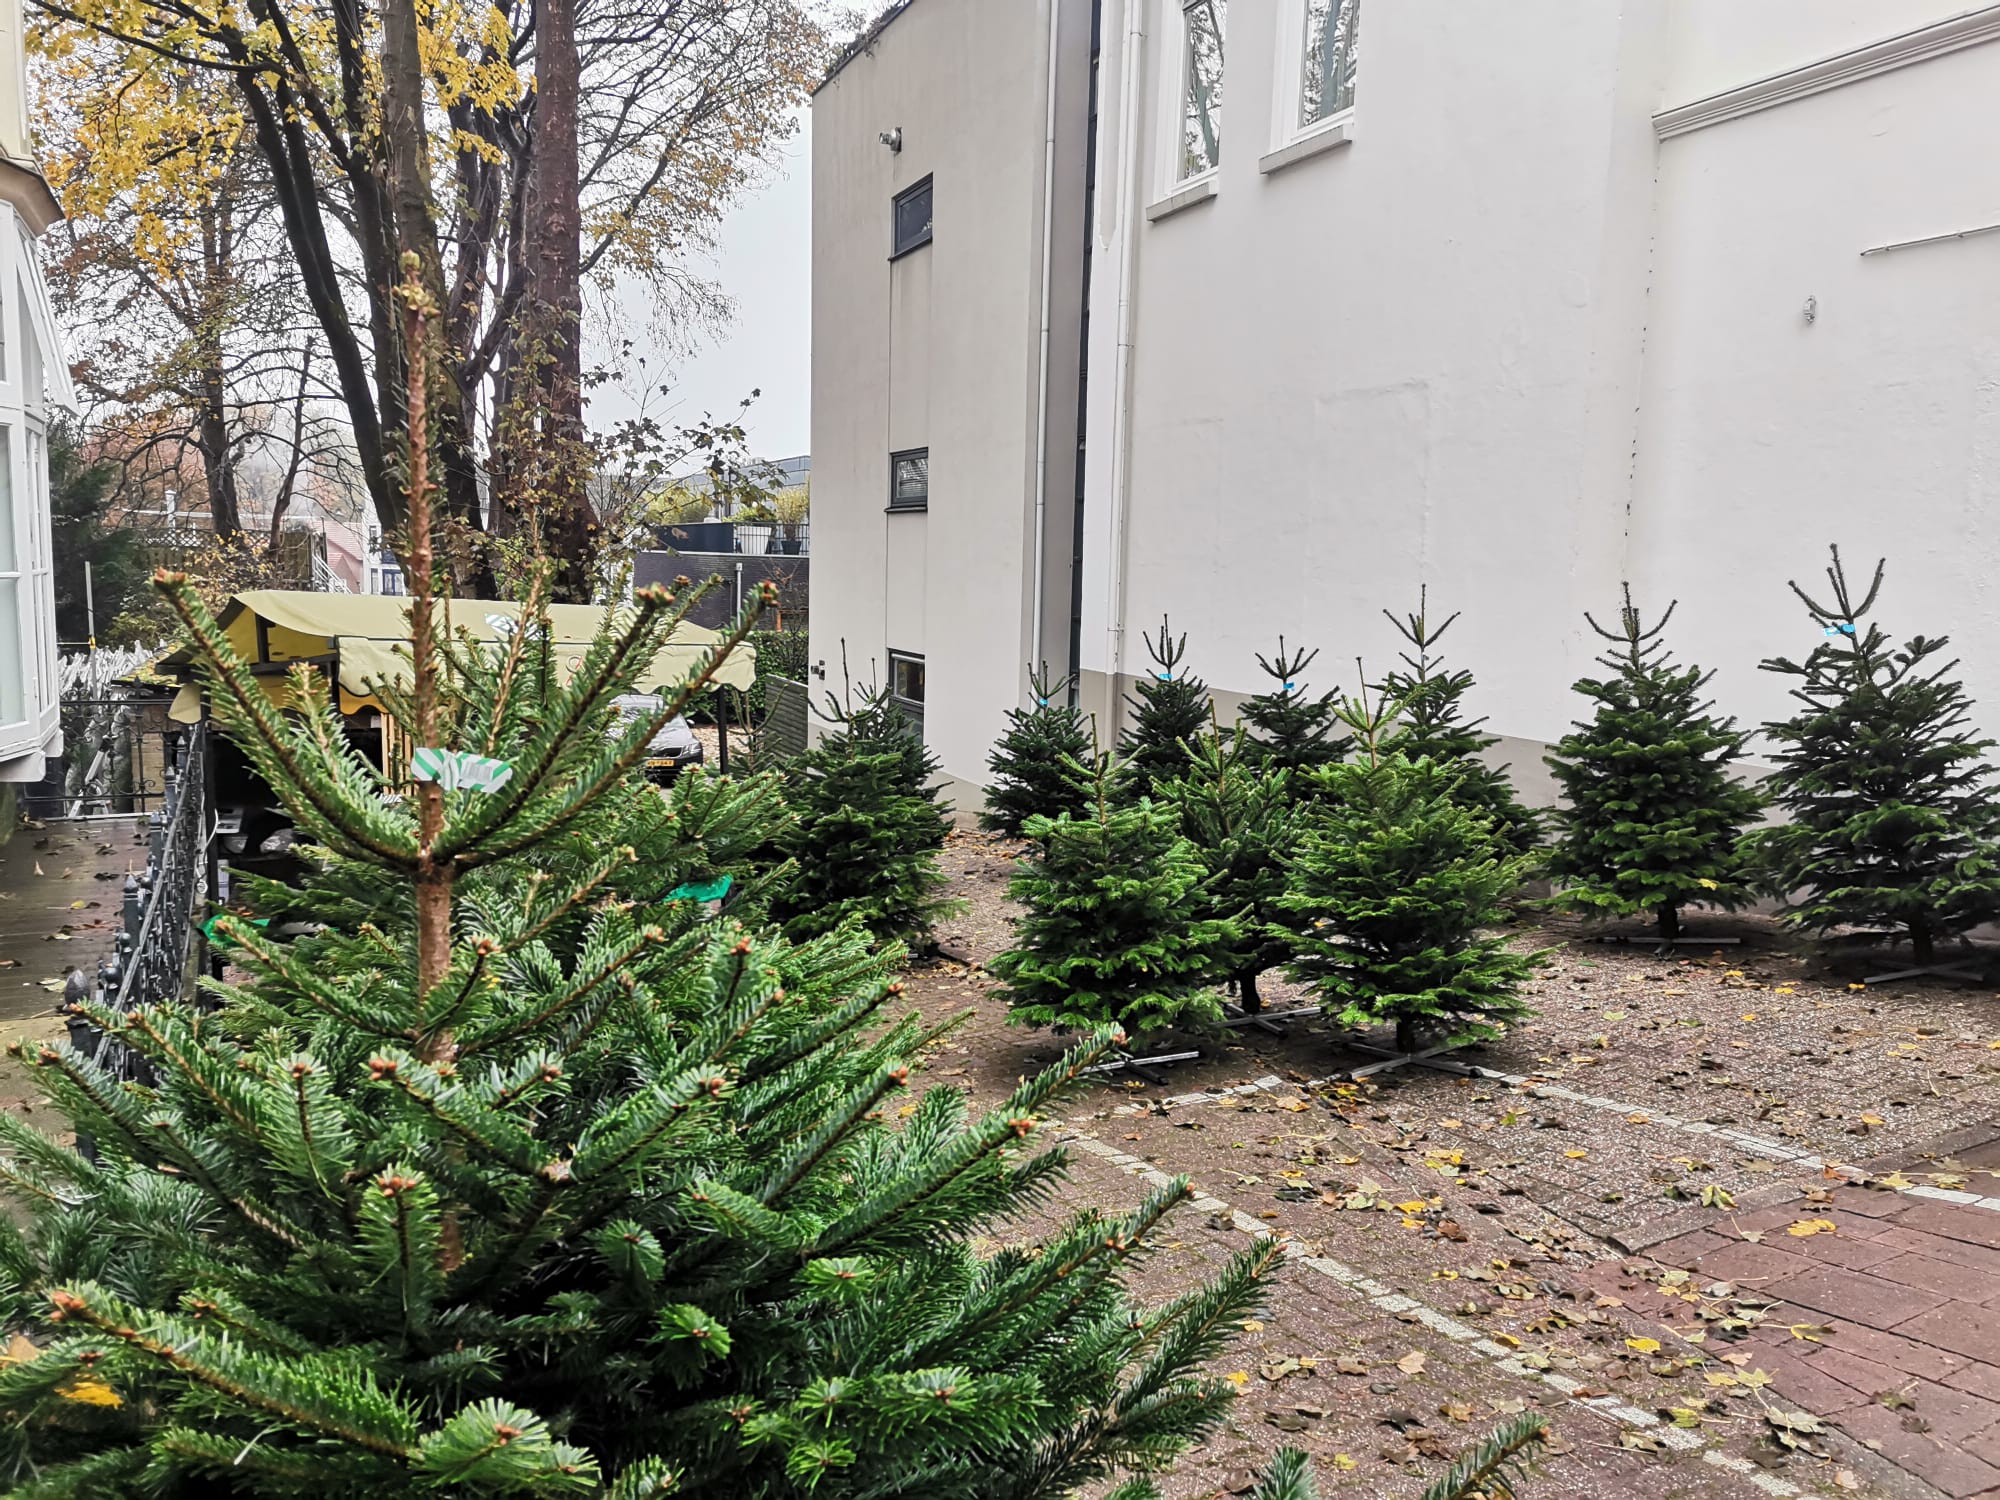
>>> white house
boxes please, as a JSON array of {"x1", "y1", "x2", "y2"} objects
[
  {"x1": 813, "y1": 0, "x2": 2000, "y2": 808},
  {"x1": 0, "y1": 0, "x2": 73, "y2": 800}
]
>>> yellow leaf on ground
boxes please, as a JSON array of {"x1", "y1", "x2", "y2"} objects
[
  {"x1": 1225, "y1": 1370, "x2": 1250, "y2": 1386},
  {"x1": 1331, "y1": 1454, "x2": 1358, "y2": 1471},
  {"x1": 1625, "y1": 1338, "x2": 1661, "y2": 1354},
  {"x1": 1786, "y1": 1219, "x2": 1837, "y2": 1237},
  {"x1": 1394, "y1": 1201, "x2": 1429, "y2": 1214},
  {"x1": 1859, "y1": 1113, "x2": 1886, "y2": 1127},
  {"x1": 1239, "y1": 1320, "x2": 1265, "y2": 1332},
  {"x1": 1565, "y1": 1150, "x2": 1589, "y2": 1160}
]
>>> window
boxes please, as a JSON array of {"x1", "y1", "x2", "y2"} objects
[
  {"x1": 376, "y1": 565, "x2": 406, "y2": 597},
  {"x1": 1178, "y1": 0, "x2": 1226, "y2": 181},
  {"x1": 1300, "y1": 0, "x2": 1359, "y2": 128},
  {"x1": 0, "y1": 427, "x2": 21, "y2": 725},
  {"x1": 888, "y1": 651, "x2": 926, "y2": 735},
  {"x1": 891, "y1": 177, "x2": 933, "y2": 257},
  {"x1": 889, "y1": 448, "x2": 929, "y2": 512}
]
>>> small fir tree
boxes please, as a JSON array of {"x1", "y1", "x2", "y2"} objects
[
  {"x1": 1235, "y1": 637, "x2": 1345, "y2": 775},
  {"x1": 771, "y1": 678, "x2": 959, "y2": 948},
  {"x1": 0, "y1": 280, "x2": 1290, "y2": 1496},
  {"x1": 1755, "y1": 546, "x2": 2000, "y2": 965},
  {"x1": 1117, "y1": 616, "x2": 1211, "y2": 801},
  {"x1": 1544, "y1": 587, "x2": 1766, "y2": 942},
  {"x1": 993, "y1": 748, "x2": 1234, "y2": 1035},
  {"x1": 1283, "y1": 677, "x2": 1541, "y2": 1052},
  {"x1": 1380, "y1": 591, "x2": 1542, "y2": 857},
  {"x1": 980, "y1": 664, "x2": 1094, "y2": 837},
  {"x1": 1161, "y1": 720, "x2": 1310, "y2": 1011}
]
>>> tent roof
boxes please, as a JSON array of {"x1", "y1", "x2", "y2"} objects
[{"x1": 162, "y1": 590, "x2": 755, "y2": 711}]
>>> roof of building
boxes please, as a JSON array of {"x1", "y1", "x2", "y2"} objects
[{"x1": 815, "y1": 0, "x2": 918, "y2": 95}]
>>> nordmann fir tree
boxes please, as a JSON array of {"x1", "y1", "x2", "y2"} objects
[
  {"x1": 1282, "y1": 673, "x2": 1542, "y2": 1053},
  {"x1": 769, "y1": 667, "x2": 958, "y2": 948},
  {"x1": 1380, "y1": 592, "x2": 1542, "y2": 859},
  {"x1": 1235, "y1": 638, "x2": 1344, "y2": 777},
  {"x1": 0, "y1": 265, "x2": 1293, "y2": 1499},
  {"x1": 1117, "y1": 617, "x2": 1211, "y2": 802},
  {"x1": 993, "y1": 745, "x2": 1235, "y2": 1036},
  {"x1": 1755, "y1": 546, "x2": 2000, "y2": 966},
  {"x1": 980, "y1": 665, "x2": 1094, "y2": 838},
  {"x1": 1160, "y1": 719, "x2": 1310, "y2": 1012},
  {"x1": 1544, "y1": 587, "x2": 1766, "y2": 943}
]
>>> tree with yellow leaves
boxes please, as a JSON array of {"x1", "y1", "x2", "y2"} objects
[{"x1": 31, "y1": 0, "x2": 830, "y2": 597}]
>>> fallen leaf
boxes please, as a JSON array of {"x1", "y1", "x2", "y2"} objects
[
  {"x1": 1786, "y1": 1218, "x2": 1837, "y2": 1237},
  {"x1": 1224, "y1": 1370, "x2": 1249, "y2": 1386},
  {"x1": 1239, "y1": 1319, "x2": 1265, "y2": 1332},
  {"x1": 1625, "y1": 1338, "x2": 1661, "y2": 1354},
  {"x1": 1396, "y1": 1350, "x2": 1427, "y2": 1375}
]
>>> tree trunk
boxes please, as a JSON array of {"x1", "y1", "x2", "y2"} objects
[
  {"x1": 517, "y1": 0, "x2": 594, "y2": 601},
  {"x1": 1236, "y1": 967, "x2": 1262, "y2": 1013},
  {"x1": 1911, "y1": 922, "x2": 1936, "y2": 968},
  {"x1": 376, "y1": 0, "x2": 491, "y2": 592}
]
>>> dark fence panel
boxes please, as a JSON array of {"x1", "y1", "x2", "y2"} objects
[{"x1": 65, "y1": 724, "x2": 210, "y2": 1092}]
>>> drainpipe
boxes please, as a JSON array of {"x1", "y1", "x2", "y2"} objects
[
  {"x1": 1103, "y1": 0, "x2": 1147, "y2": 686},
  {"x1": 1029, "y1": 0, "x2": 1062, "y2": 675}
]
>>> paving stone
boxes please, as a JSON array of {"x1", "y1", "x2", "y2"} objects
[
  {"x1": 1824, "y1": 1185, "x2": 1917, "y2": 1219},
  {"x1": 1770, "y1": 1263, "x2": 1947, "y2": 1330},
  {"x1": 1681, "y1": 1237, "x2": 1815, "y2": 1288},
  {"x1": 1837, "y1": 1400, "x2": 2000, "y2": 1498},
  {"x1": 1948, "y1": 1363, "x2": 2000, "y2": 1404},
  {"x1": 1874, "y1": 1252, "x2": 2000, "y2": 1302},
  {"x1": 1869, "y1": 1224, "x2": 2000, "y2": 1275},
  {"x1": 1784, "y1": 1229, "x2": 1903, "y2": 1271},
  {"x1": 1803, "y1": 1322, "x2": 1970, "y2": 1383},
  {"x1": 1807, "y1": 1344, "x2": 1906, "y2": 1399},
  {"x1": 1751, "y1": 1346, "x2": 1869, "y2": 1417},
  {"x1": 1893, "y1": 1376, "x2": 2000, "y2": 1442},
  {"x1": 1895, "y1": 1303, "x2": 2000, "y2": 1363},
  {"x1": 1888, "y1": 1199, "x2": 2000, "y2": 1247}
]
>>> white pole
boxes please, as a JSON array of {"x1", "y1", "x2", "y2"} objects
[{"x1": 84, "y1": 560, "x2": 96, "y2": 650}]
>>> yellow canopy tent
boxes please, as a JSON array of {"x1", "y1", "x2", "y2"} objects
[{"x1": 162, "y1": 591, "x2": 755, "y2": 724}]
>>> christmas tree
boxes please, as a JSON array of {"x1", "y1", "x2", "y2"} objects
[
  {"x1": 1235, "y1": 637, "x2": 1344, "y2": 775},
  {"x1": 1283, "y1": 679, "x2": 1541, "y2": 1052},
  {"x1": 1380, "y1": 591, "x2": 1542, "y2": 858},
  {"x1": 1544, "y1": 586, "x2": 1766, "y2": 943},
  {"x1": 1117, "y1": 616, "x2": 1211, "y2": 801},
  {"x1": 980, "y1": 664, "x2": 1094, "y2": 837},
  {"x1": 0, "y1": 273, "x2": 1292, "y2": 1497},
  {"x1": 993, "y1": 747, "x2": 1234, "y2": 1036},
  {"x1": 770, "y1": 669, "x2": 958, "y2": 948},
  {"x1": 1160, "y1": 721, "x2": 1310, "y2": 1011},
  {"x1": 1756, "y1": 546, "x2": 2000, "y2": 966}
]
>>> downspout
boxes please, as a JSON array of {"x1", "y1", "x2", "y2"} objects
[
  {"x1": 1029, "y1": 0, "x2": 1062, "y2": 674},
  {"x1": 1104, "y1": 0, "x2": 1147, "y2": 684}
]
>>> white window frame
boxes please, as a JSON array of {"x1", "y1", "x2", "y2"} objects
[
  {"x1": 1155, "y1": 0, "x2": 1227, "y2": 210},
  {"x1": 1263, "y1": 0, "x2": 1359, "y2": 175}
]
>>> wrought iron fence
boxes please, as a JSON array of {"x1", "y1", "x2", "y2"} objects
[{"x1": 64, "y1": 723, "x2": 210, "y2": 1090}]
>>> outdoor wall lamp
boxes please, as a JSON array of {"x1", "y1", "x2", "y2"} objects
[{"x1": 879, "y1": 127, "x2": 903, "y2": 153}]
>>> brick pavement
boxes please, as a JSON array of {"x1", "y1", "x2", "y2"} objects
[{"x1": 1589, "y1": 1183, "x2": 2000, "y2": 1497}]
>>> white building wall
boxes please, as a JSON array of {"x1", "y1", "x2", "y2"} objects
[
  {"x1": 811, "y1": 0, "x2": 1092, "y2": 803},
  {"x1": 1078, "y1": 0, "x2": 2000, "y2": 788},
  {"x1": 814, "y1": 0, "x2": 2000, "y2": 798}
]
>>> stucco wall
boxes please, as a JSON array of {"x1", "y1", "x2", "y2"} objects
[
  {"x1": 811, "y1": 0, "x2": 1093, "y2": 796},
  {"x1": 1072, "y1": 0, "x2": 2000, "y2": 780}
]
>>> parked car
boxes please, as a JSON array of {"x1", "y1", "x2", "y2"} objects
[{"x1": 612, "y1": 695, "x2": 705, "y2": 784}]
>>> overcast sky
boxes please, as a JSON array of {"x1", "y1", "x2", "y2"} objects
[{"x1": 585, "y1": 112, "x2": 813, "y2": 466}]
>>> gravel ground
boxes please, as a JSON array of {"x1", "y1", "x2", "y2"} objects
[{"x1": 900, "y1": 831, "x2": 1987, "y2": 1496}]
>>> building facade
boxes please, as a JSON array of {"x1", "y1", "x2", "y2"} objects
[
  {"x1": 813, "y1": 0, "x2": 2000, "y2": 807},
  {"x1": 0, "y1": 0, "x2": 73, "y2": 795}
]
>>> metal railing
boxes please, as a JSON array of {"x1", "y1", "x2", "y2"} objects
[{"x1": 66, "y1": 723, "x2": 210, "y2": 1086}]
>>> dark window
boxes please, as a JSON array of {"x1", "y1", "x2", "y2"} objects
[
  {"x1": 889, "y1": 448, "x2": 929, "y2": 511},
  {"x1": 888, "y1": 651, "x2": 926, "y2": 735},
  {"x1": 892, "y1": 176, "x2": 933, "y2": 257}
]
